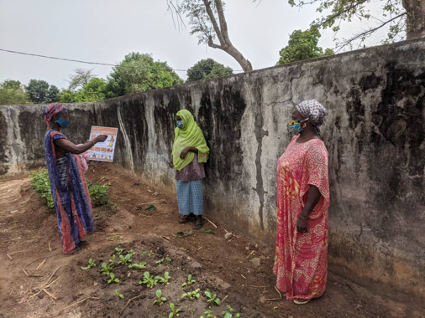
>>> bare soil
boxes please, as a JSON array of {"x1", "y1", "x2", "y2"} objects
[{"x1": 0, "y1": 163, "x2": 423, "y2": 318}]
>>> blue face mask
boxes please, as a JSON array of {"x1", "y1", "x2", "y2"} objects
[
  {"x1": 56, "y1": 117, "x2": 70, "y2": 128},
  {"x1": 287, "y1": 119, "x2": 307, "y2": 135},
  {"x1": 176, "y1": 121, "x2": 183, "y2": 129}
]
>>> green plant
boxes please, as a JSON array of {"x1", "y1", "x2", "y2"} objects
[
  {"x1": 168, "y1": 302, "x2": 183, "y2": 317},
  {"x1": 81, "y1": 258, "x2": 96, "y2": 270},
  {"x1": 149, "y1": 251, "x2": 155, "y2": 256},
  {"x1": 89, "y1": 183, "x2": 110, "y2": 207},
  {"x1": 114, "y1": 290, "x2": 124, "y2": 299},
  {"x1": 145, "y1": 204, "x2": 157, "y2": 211},
  {"x1": 202, "y1": 229, "x2": 215, "y2": 235},
  {"x1": 140, "y1": 251, "x2": 148, "y2": 256},
  {"x1": 30, "y1": 170, "x2": 55, "y2": 209},
  {"x1": 176, "y1": 231, "x2": 193, "y2": 237},
  {"x1": 153, "y1": 289, "x2": 167, "y2": 305},
  {"x1": 156, "y1": 272, "x2": 171, "y2": 285},
  {"x1": 128, "y1": 262, "x2": 147, "y2": 269},
  {"x1": 181, "y1": 288, "x2": 200, "y2": 300},
  {"x1": 182, "y1": 274, "x2": 196, "y2": 287},
  {"x1": 156, "y1": 258, "x2": 164, "y2": 265},
  {"x1": 166, "y1": 257, "x2": 172, "y2": 264},
  {"x1": 109, "y1": 255, "x2": 118, "y2": 266},
  {"x1": 205, "y1": 290, "x2": 221, "y2": 306},
  {"x1": 118, "y1": 254, "x2": 133, "y2": 265},
  {"x1": 222, "y1": 305, "x2": 240, "y2": 318},
  {"x1": 128, "y1": 249, "x2": 135, "y2": 256},
  {"x1": 200, "y1": 309, "x2": 215, "y2": 318},
  {"x1": 100, "y1": 262, "x2": 113, "y2": 276},
  {"x1": 107, "y1": 273, "x2": 120, "y2": 284},
  {"x1": 139, "y1": 271, "x2": 158, "y2": 289},
  {"x1": 115, "y1": 247, "x2": 124, "y2": 255}
]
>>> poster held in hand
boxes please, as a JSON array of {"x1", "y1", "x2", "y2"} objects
[{"x1": 88, "y1": 126, "x2": 118, "y2": 162}]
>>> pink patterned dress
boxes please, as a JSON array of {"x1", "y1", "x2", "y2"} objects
[{"x1": 273, "y1": 135, "x2": 330, "y2": 300}]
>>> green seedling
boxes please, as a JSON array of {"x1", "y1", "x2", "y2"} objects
[
  {"x1": 202, "y1": 229, "x2": 215, "y2": 235},
  {"x1": 156, "y1": 258, "x2": 164, "y2": 265},
  {"x1": 156, "y1": 272, "x2": 171, "y2": 285},
  {"x1": 153, "y1": 289, "x2": 167, "y2": 305},
  {"x1": 181, "y1": 288, "x2": 200, "y2": 300},
  {"x1": 115, "y1": 247, "x2": 124, "y2": 255},
  {"x1": 128, "y1": 262, "x2": 147, "y2": 269},
  {"x1": 140, "y1": 251, "x2": 148, "y2": 256},
  {"x1": 200, "y1": 309, "x2": 215, "y2": 318},
  {"x1": 222, "y1": 305, "x2": 241, "y2": 318},
  {"x1": 100, "y1": 262, "x2": 114, "y2": 276},
  {"x1": 175, "y1": 231, "x2": 193, "y2": 238},
  {"x1": 168, "y1": 302, "x2": 183, "y2": 317},
  {"x1": 109, "y1": 255, "x2": 118, "y2": 266},
  {"x1": 139, "y1": 271, "x2": 158, "y2": 289},
  {"x1": 118, "y1": 253, "x2": 133, "y2": 265},
  {"x1": 145, "y1": 205, "x2": 157, "y2": 211},
  {"x1": 166, "y1": 257, "x2": 172, "y2": 264},
  {"x1": 81, "y1": 258, "x2": 96, "y2": 270},
  {"x1": 114, "y1": 290, "x2": 124, "y2": 299},
  {"x1": 148, "y1": 251, "x2": 155, "y2": 256},
  {"x1": 128, "y1": 249, "x2": 135, "y2": 256},
  {"x1": 182, "y1": 274, "x2": 196, "y2": 287},
  {"x1": 205, "y1": 290, "x2": 222, "y2": 306},
  {"x1": 107, "y1": 273, "x2": 120, "y2": 284}
]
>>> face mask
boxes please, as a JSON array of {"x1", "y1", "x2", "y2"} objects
[
  {"x1": 176, "y1": 121, "x2": 183, "y2": 129},
  {"x1": 287, "y1": 119, "x2": 307, "y2": 135},
  {"x1": 56, "y1": 117, "x2": 70, "y2": 128}
]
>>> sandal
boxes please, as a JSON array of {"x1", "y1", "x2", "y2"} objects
[
  {"x1": 179, "y1": 215, "x2": 191, "y2": 224},
  {"x1": 293, "y1": 299, "x2": 311, "y2": 305},
  {"x1": 194, "y1": 216, "x2": 204, "y2": 230}
]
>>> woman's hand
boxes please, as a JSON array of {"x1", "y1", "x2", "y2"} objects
[
  {"x1": 180, "y1": 147, "x2": 190, "y2": 159},
  {"x1": 94, "y1": 135, "x2": 108, "y2": 143},
  {"x1": 297, "y1": 217, "x2": 308, "y2": 233},
  {"x1": 169, "y1": 160, "x2": 174, "y2": 168}
]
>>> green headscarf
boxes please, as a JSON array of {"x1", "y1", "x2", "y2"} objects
[{"x1": 172, "y1": 110, "x2": 209, "y2": 172}]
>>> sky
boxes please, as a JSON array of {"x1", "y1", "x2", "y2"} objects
[{"x1": 0, "y1": 0, "x2": 393, "y2": 89}]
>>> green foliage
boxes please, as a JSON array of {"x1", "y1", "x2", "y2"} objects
[
  {"x1": 107, "y1": 273, "x2": 120, "y2": 284},
  {"x1": 105, "y1": 52, "x2": 183, "y2": 97},
  {"x1": 109, "y1": 255, "x2": 118, "y2": 266},
  {"x1": 139, "y1": 271, "x2": 158, "y2": 289},
  {"x1": 202, "y1": 229, "x2": 215, "y2": 235},
  {"x1": 140, "y1": 251, "x2": 148, "y2": 256},
  {"x1": 156, "y1": 272, "x2": 171, "y2": 285},
  {"x1": 156, "y1": 258, "x2": 164, "y2": 265},
  {"x1": 205, "y1": 290, "x2": 221, "y2": 306},
  {"x1": 47, "y1": 85, "x2": 60, "y2": 103},
  {"x1": 26, "y1": 79, "x2": 58, "y2": 103},
  {"x1": 128, "y1": 262, "x2": 147, "y2": 269},
  {"x1": 176, "y1": 231, "x2": 193, "y2": 238},
  {"x1": 200, "y1": 309, "x2": 215, "y2": 318},
  {"x1": 169, "y1": 303, "x2": 183, "y2": 317},
  {"x1": 182, "y1": 274, "x2": 196, "y2": 287},
  {"x1": 115, "y1": 247, "x2": 124, "y2": 255},
  {"x1": 68, "y1": 68, "x2": 96, "y2": 90},
  {"x1": 30, "y1": 170, "x2": 55, "y2": 209},
  {"x1": 153, "y1": 289, "x2": 167, "y2": 305},
  {"x1": 114, "y1": 290, "x2": 124, "y2": 299},
  {"x1": 75, "y1": 78, "x2": 108, "y2": 102},
  {"x1": 181, "y1": 288, "x2": 200, "y2": 300},
  {"x1": 277, "y1": 29, "x2": 334, "y2": 65},
  {"x1": 100, "y1": 262, "x2": 114, "y2": 276},
  {"x1": 222, "y1": 305, "x2": 240, "y2": 318},
  {"x1": 0, "y1": 80, "x2": 31, "y2": 105},
  {"x1": 186, "y1": 58, "x2": 233, "y2": 83},
  {"x1": 81, "y1": 258, "x2": 96, "y2": 270},
  {"x1": 166, "y1": 257, "x2": 173, "y2": 264},
  {"x1": 118, "y1": 253, "x2": 133, "y2": 265},
  {"x1": 89, "y1": 183, "x2": 110, "y2": 207},
  {"x1": 58, "y1": 89, "x2": 77, "y2": 103}
]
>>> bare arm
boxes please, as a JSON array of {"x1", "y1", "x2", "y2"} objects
[
  {"x1": 55, "y1": 135, "x2": 107, "y2": 155},
  {"x1": 297, "y1": 185, "x2": 322, "y2": 233}
]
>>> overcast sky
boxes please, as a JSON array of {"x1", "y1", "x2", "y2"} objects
[{"x1": 0, "y1": 0, "x2": 390, "y2": 89}]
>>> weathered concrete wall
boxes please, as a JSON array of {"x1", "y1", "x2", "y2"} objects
[{"x1": 1, "y1": 39, "x2": 424, "y2": 300}]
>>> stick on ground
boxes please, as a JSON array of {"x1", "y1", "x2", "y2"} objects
[{"x1": 204, "y1": 216, "x2": 218, "y2": 228}]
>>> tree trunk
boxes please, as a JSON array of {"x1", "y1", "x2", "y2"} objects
[
  {"x1": 403, "y1": 0, "x2": 425, "y2": 40},
  {"x1": 221, "y1": 45, "x2": 253, "y2": 72}
]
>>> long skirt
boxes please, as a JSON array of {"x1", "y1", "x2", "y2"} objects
[{"x1": 176, "y1": 179, "x2": 204, "y2": 216}]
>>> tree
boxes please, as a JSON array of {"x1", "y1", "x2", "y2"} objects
[
  {"x1": 0, "y1": 80, "x2": 31, "y2": 105},
  {"x1": 47, "y1": 85, "x2": 60, "y2": 103},
  {"x1": 277, "y1": 29, "x2": 334, "y2": 65},
  {"x1": 58, "y1": 89, "x2": 77, "y2": 103},
  {"x1": 68, "y1": 68, "x2": 97, "y2": 90},
  {"x1": 289, "y1": 0, "x2": 425, "y2": 51},
  {"x1": 168, "y1": 0, "x2": 253, "y2": 72},
  {"x1": 186, "y1": 58, "x2": 233, "y2": 82},
  {"x1": 26, "y1": 79, "x2": 50, "y2": 103},
  {"x1": 106, "y1": 52, "x2": 183, "y2": 97},
  {"x1": 75, "y1": 78, "x2": 108, "y2": 102}
]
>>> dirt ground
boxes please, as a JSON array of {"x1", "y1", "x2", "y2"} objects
[{"x1": 0, "y1": 163, "x2": 423, "y2": 318}]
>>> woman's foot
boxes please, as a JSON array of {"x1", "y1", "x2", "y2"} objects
[
  {"x1": 194, "y1": 215, "x2": 203, "y2": 230},
  {"x1": 293, "y1": 299, "x2": 311, "y2": 305},
  {"x1": 179, "y1": 215, "x2": 191, "y2": 224},
  {"x1": 64, "y1": 246, "x2": 81, "y2": 256}
]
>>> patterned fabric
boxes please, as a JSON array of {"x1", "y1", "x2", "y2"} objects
[
  {"x1": 296, "y1": 100, "x2": 328, "y2": 128},
  {"x1": 56, "y1": 157, "x2": 68, "y2": 188},
  {"x1": 44, "y1": 130, "x2": 95, "y2": 254},
  {"x1": 273, "y1": 135, "x2": 330, "y2": 300},
  {"x1": 43, "y1": 103, "x2": 66, "y2": 126},
  {"x1": 175, "y1": 154, "x2": 206, "y2": 181},
  {"x1": 176, "y1": 179, "x2": 204, "y2": 216}
]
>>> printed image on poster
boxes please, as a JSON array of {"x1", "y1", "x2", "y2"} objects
[{"x1": 88, "y1": 126, "x2": 119, "y2": 162}]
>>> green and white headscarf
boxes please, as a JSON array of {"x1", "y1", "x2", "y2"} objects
[{"x1": 172, "y1": 110, "x2": 209, "y2": 171}]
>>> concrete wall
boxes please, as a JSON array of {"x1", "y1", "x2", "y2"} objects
[{"x1": 1, "y1": 39, "x2": 424, "y2": 300}]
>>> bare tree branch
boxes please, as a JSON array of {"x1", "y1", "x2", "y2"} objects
[
  {"x1": 202, "y1": 0, "x2": 225, "y2": 45},
  {"x1": 215, "y1": 0, "x2": 230, "y2": 42}
]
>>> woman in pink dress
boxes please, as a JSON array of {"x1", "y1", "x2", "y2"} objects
[{"x1": 273, "y1": 100, "x2": 330, "y2": 305}]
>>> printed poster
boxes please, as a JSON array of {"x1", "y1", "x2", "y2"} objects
[{"x1": 88, "y1": 126, "x2": 119, "y2": 162}]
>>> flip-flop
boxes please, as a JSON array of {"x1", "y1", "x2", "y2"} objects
[
  {"x1": 179, "y1": 215, "x2": 191, "y2": 224},
  {"x1": 194, "y1": 218, "x2": 204, "y2": 230},
  {"x1": 293, "y1": 299, "x2": 311, "y2": 305}
]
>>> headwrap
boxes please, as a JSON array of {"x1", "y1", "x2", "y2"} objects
[
  {"x1": 172, "y1": 110, "x2": 209, "y2": 172},
  {"x1": 296, "y1": 99, "x2": 328, "y2": 134},
  {"x1": 43, "y1": 102, "x2": 66, "y2": 126}
]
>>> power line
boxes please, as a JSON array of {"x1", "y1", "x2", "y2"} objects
[{"x1": 0, "y1": 48, "x2": 244, "y2": 73}]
